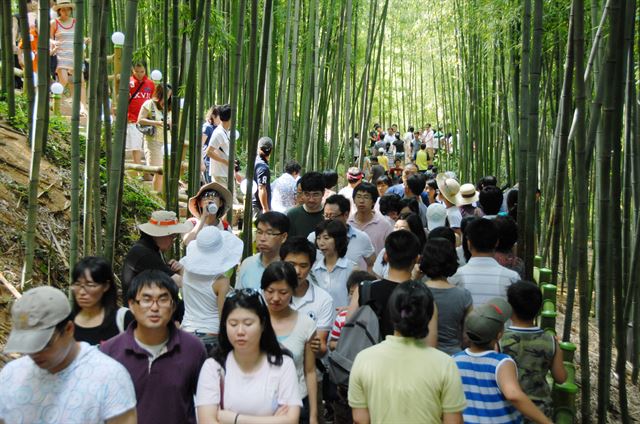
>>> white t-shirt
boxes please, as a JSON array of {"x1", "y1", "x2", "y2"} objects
[
  {"x1": 0, "y1": 342, "x2": 136, "y2": 424},
  {"x1": 372, "y1": 248, "x2": 389, "y2": 279},
  {"x1": 446, "y1": 205, "x2": 463, "y2": 229},
  {"x1": 278, "y1": 313, "x2": 316, "y2": 398},
  {"x1": 291, "y1": 281, "x2": 335, "y2": 332},
  {"x1": 195, "y1": 354, "x2": 302, "y2": 415},
  {"x1": 179, "y1": 268, "x2": 223, "y2": 334},
  {"x1": 209, "y1": 125, "x2": 231, "y2": 178}
]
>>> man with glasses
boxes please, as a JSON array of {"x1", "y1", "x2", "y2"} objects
[
  {"x1": 101, "y1": 270, "x2": 207, "y2": 424},
  {"x1": 287, "y1": 171, "x2": 326, "y2": 237},
  {"x1": 0, "y1": 286, "x2": 137, "y2": 423},
  {"x1": 237, "y1": 211, "x2": 290, "y2": 290},
  {"x1": 347, "y1": 182, "x2": 393, "y2": 255}
]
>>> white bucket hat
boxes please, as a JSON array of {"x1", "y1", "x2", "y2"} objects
[
  {"x1": 426, "y1": 203, "x2": 447, "y2": 231},
  {"x1": 138, "y1": 211, "x2": 193, "y2": 237},
  {"x1": 180, "y1": 226, "x2": 243, "y2": 275}
]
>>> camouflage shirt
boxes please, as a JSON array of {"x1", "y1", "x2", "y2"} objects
[{"x1": 499, "y1": 326, "x2": 555, "y2": 404}]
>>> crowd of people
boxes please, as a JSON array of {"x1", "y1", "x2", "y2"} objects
[{"x1": 0, "y1": 118, "x2": 565, "y2": 424}]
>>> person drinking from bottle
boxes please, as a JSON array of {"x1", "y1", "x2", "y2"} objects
[{"x1": 184, "y1": 182, "x2": 235, "y2": 246}]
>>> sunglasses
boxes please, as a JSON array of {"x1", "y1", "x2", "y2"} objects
[
  {"x1": 201, "y1": 191, "x2": 221, "y2": 200},
  {"x1": 226, "y1": 288, "x2": 266, "y2": 306}
]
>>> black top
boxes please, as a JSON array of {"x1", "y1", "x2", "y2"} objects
[
  {"x1": 121, "y1": 234, "x2": 175, "y2": 302},
  {"x1": 359, "y1": 278, "x2": 404, "y2": 337},
  {"x1": 392, "y1": 139, "x2": 405, "y2": 153},
  {"x1": 253, "y1": 157, "x2": 271, "y2": 212},
  {"x1": 73, "y1": 308, "x2": 134, "y2": 345}
]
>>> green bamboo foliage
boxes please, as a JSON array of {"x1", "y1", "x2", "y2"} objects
[
  {"x1": 21, "y1": 0, "x2": 51, "y2": 286},
  {"x1": 1, "y1": 0, "x2": 15, "y2": 118}
]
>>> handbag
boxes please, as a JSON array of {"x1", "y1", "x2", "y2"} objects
[{"x1": 137, "y1": 101, "x2": 157, "y2": 136}]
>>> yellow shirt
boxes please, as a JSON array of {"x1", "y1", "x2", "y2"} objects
[
  {"x1": 378, "y1": 155, "x2": 389, "y2": 171},
  {"x1": 416, "y1": 149, "x2": 429, "y2": 171},
  {"x1": 348, "y1": 336, "x2": 466, "y2": 423}
]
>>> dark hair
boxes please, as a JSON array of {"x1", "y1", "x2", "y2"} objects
[
  {"x1": 315, "y1": 219, "x2": 349, "y2": 258},
  {"x1": 379, "y1": 194, "x2": 403, "y2": 217},
  {"x1": 507, "y1": 280, "x2": 542, "y2": 321},
  {"x1": 127, "y1": 269, "x2": 180, "y2": 303},
  {"x1": 370, "y1": 156, "x2": 379, "y2": 163},
  {"x1": 427, "y1": 226, "x2": 456, "y2": 247},
  {"x1": 323, "y1": 170, "x2": 339, "y2": 190},
  {"x1": 132, "y1": 60, "x2": 147, "y2": 70},
  {"x1": 280, "y1": 236, "x2": 317, "y2": 264},
  {"x1": 426, "y1": 179, "x2": 438, "y2": 191},
  {"x1": 346, "y1": 270, "x2": 377, "y2": 293},
  {"x1": 466, "y1": 218, "x2": 498, "y2": 253},
  {"x1": 460, "y1": 216, "x2": 477, "y2": 261},
  {"x1": 205, "y1": 105, "x2": 220, "y2": 124},
  {"x1": 197, "y1": 189, "x2": 227, "y2": 219},
  {"x1": 376, "y1": 175, "x2": 392, "y2": 187},
  {"x1": 218, "y1": 104, "x2": 232, "y2": 121},
  {"x1": 325, "y1": 194, "x2": 350, "y2": 215},
  {"x1": 284, "y1": 160, "x2": 302, "y2": 175},
  {"x1": 406, "y1": 174, "x2": 426, "y2": 197},
  {"x1": 388, "y1": 281, "x2": 434, "y2": 339},
  {"x1": 352, "y1": 182, "x2": 379, "y2": 206},
  {"x1": 477, "y1": 175, "x2": 498, "y2": 190},
  {"x1": 398, "y1": 212, "x2": 427, "y2": 251},
  {"x1": 507, "y1": 188, "x2": 518, "y2": 220},
  {"x1": 261, "y1": 261, "x2": 298, "y2": 291},
  {"x1": 479, "y1": 186, "x2": 504, "y2": 215},
  {"x1": 152, "y1": 84, "x2": 172, "y2": 112},
  {"x1": 408, "y1": 126, "x2": 414, "y2": 132},
  {"x1": 300, "y1": 171, "x2": 325, "y2": 192},
  {"x1": 399, "y1": 197, "x2": 419, "y2": 215},
  {"x1": 420, "y1": 238, "x2": 458, "y2": 279},
  {"x1": 385, "y1": 230, "x2": 420, "y2": 270},
  {"x1": 213, "y1": 289, "x2": 286, "y2": 367},
  {"x1": 420, "y1": 143, "x2": 426, "y2": 150},
  {"x1": 55, "y1": 315, "x2": 73, "y2": 334},
  {"x1": 71, "y1": 256, "x2": 119, "y2": 315},
  {"x1": 255, "y1": 211, "x2": 290, "y2": 234},
  {"x1": 494, "y1": 216, "x2": 518, "y2": 253}
]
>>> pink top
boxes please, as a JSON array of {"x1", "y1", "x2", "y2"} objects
[{"x1": 347, "y1": 211, "x2": 393, "y2": 255}]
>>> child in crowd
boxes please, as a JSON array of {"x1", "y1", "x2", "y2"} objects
[
  {"x1": 454, "y1": 298, "x2": 552, "y2": 424},
  {"x1": 499, "y1": 281, "x2": 567, "y2": 420}
]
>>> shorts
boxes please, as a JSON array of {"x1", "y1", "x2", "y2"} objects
[
  {"x1": 126, "y1": 122, "x2": 144, "y2": 151},
  {"x1": 144, "y1": 137, "x2": 165, "y2": 167}
]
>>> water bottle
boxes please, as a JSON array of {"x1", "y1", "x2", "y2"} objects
[{"x1": 207, "y1": 202, "x2": 218, "y2": 215}]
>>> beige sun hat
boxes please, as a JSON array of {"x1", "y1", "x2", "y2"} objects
[
  {"x1": 53, "y1": 0, "x2": 75, "y2": 11},
  {"x1": 436, "y1": 173, "x2": 462, "y2": 205},
  {"x1": 458, "y1": 183, "x2": 479, "y2": 206},
  {"x1": 188, "y1": 182, "x2": 233, "y2": 218},
  {"x1": 138, "y1": 211, "x2": 193, "y2": 237}
]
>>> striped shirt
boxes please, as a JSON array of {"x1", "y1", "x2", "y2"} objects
[
  {"x1": 448, "y1": 257, "x2": 520, "y2": 306},
  {"x1": 453, "y1": 349, "x2": 522, "y2": 424}
]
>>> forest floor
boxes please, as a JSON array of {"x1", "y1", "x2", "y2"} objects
[{"x1": 0, "y1": 112, "x2": 639, "y2": 421}]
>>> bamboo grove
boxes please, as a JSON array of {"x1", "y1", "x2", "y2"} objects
[{"x1": 1, "y1": 0, "x2": 640, "y2": 421}]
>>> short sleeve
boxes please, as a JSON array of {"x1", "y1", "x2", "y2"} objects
[
  {"x1": 277, "y1": 357, "x2": 303, "y2": 407},
  {"x1": 440, "y1": 357, "x2": 467, "y2": 413},
  {"x1": 303, "y1": 315, "x2": 317, "y2": 342},
  {"x1": 372, "y1": 250, "x2": 385, "y2": 276},
  {"x1": 315, "y1": 292, "x2": 334, "y2": 331},
  {"x1": 361, "y1": 235, "x2": 375, "y2": 259},
  {"x1": 101, "y1": 359, "x2": 137, "y2": 420},
  {"x1": 347, "y1": 354, "x2": 368, "y2": 408},
  {"x1": 255, "y1": 163, "x2": 269, "y2": 186},
  {"x1": 463, "y1": 288, "x2": 473, "y2": 309},
  {"x1": 236, "y1": 259, "x2": 248, "y2": 289},
  {"x1": 195, "y1": 359, "x2": 224, "y2": 407},
  {"x1": 330, "y1": 312, "x2": 347, "y2": 340},
  {"x1": 138, "y1": 100, "x2": 151, "y2": 120}
]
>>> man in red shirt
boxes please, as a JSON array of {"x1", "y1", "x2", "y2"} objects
[{"x1": 127, "y1": 61, "x2": 155, "y2": 167}]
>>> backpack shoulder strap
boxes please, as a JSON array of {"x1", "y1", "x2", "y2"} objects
[{"x1": 116, "y1": 307, "x2": 128, "y2": 333}]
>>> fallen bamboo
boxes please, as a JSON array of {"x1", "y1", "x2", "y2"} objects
[{"x1": 0, "y1": 273, "x2": 21, "y2": 299}]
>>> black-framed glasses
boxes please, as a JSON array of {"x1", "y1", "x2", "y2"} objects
[
  {"x1": 255, "y1": 230, "x2": 283, "y2": 238},
  {"x1": 132, "y1": 296, "x2": 173, "y2": 309}
]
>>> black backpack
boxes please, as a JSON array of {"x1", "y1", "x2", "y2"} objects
[{"x1": 328, "y1": 280, "x2": 383, "y2": 386}]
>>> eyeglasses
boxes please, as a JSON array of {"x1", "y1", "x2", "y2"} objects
[
  {"x1": 303, "y1": 191, "x2": 324, "y2": 199},
  {"x1": 133, "y1": 296, "x2": 173, "y2": 309},
  {"x1": 256, "y1": 230, "x2": 283, "y2": 238},
  {"x1": 70, "y1": 282, "x2": 102, "y2": 291},
  {"x1": 201, "y1": 191, "x2": 221, "y2": 200},
  {"x1": 324, "y1": 213, "x2": 342, "y2": 220}
]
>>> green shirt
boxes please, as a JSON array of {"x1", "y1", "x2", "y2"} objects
[
  {"x1": 349, "y1": 336, "x2": 466, "y2": 423},
  {"x1": 286, "y1": 205, "x2": 324, "y2": 238}
]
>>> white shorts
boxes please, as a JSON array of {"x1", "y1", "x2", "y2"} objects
[{"x1": 126, "y1": 122, "x2": 144, "y2": 151}]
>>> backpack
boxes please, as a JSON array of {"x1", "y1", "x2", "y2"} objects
[{"x1": 328, "y1": 280, "x2": 382, "y2": 386}]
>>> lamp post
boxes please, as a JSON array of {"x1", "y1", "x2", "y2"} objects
[
  {"x1": 150, "y1": 69, "x2": 162, "y2": 83},
  {"x1": 50, "y1": 82, "x2": 64, "y2": 116},
  {"x1": 111, "y1": 32, "x2": 125, "y2": 114}
]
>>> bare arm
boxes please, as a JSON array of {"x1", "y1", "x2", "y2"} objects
[
  {"x1": 497, "y1": 361, "x2": 552, "y2": 424},
  {"x1": 106, "y1": 408, "x2": 137, "y2": 424},
  {"x1": 206, "y1": 144, "x2": 229, "y2": 165},
  {"x1": 304, "y1": 336, "x2": 319, "y2": 424},
  {"x1": 424, "y1": 303, "x2": 438, "y2": 348},
  {"x1": 364, "y1": 254, "x2": 376, "y2": 274},
  {"x1": 137, "y1": 103, "x2": 163, "y2": 127},
  {"x1": 309, "y1": 329, "x2": 329, "y2": 356},
  {"x1": 218, "y1": 406, "x2": 300, "y2": 424},
  {"x1": 551, "y1": 338, "x2": 568, "y2": 384},
  {"x1": 352, "y1": 408, "x2": 371, "y2": 424},
  {"x1": 197, "y1": 405, "x2": 220, "y2": 424},
  {"x1": 214, "y1": 277, "x2": 231, "y2": 319},
  {"x1": 442, "y1": 412, "x2": 463, "y2": 424},
  {"x1": 258, "y1": 185, "x2": 270, "y2": 212}
]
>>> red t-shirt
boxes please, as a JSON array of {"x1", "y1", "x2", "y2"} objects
[{"x1": 128, "y1": 76, "x2": 155, "y2": 122}]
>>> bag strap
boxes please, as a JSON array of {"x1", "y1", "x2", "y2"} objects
[
  {"x1": 129, "y1": 80, "x2": 145, "y2": 104},
  {"x1": 115, "y1": 307, "x2": 128, "y2": 333},
  {"x1": 219, "y1": 366, "x2": 225, "y2": 409}
]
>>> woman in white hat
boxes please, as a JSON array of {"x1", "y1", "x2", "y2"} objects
[
  {"x1": 436, "y1": 173, "x2": 463, "y2": 236},
  {"x1": 121, "y1": 210, "x2": 192, "y2": 302},
  {"x1": 180, "y1": 226, "x2": 243, "y2": 351},
  {"x1": 183, "y1": 182, "x2": 233, "y2": 246},
  {"x1": 457, "y1": 183, "x2": 479, "y2": 218}
]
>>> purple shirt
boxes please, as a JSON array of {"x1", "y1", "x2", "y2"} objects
[
  {"x1": 100, "y1": 323, "x2": 207, "y2": 424},
  {"x1": 348, "y1": 211, "x2": 394, "y2": 255}
]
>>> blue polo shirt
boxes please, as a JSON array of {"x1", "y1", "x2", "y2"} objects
[
  {"x1": 386, "y1": 183, "x2": 405, "y2": 197},
  {"x1": 237, "y1": 253, "x2": 267, "y2": 290}
]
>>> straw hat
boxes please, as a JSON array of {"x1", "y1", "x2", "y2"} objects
[
  {"x1": 53, "y1": 0, "x2": 75, "y2": 11},
  {"x1": 436, "y1": 173, "x2": 462, "y2": 205},
  {"x1": 458, "y1": 183, "x2": 479, "y2": 206},
  {"x1": 188, "y1": 182, "x2": 233, "y2": 218},
  {"x1": 138, "y1": 211, "x2": 192, "y2": 237},
  {"x1": 180, "y1": 226, "x2": 243, "y2": 275}
]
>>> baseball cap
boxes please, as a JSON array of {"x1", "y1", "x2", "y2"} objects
[
  {"x1": 426, "y1": 203, "x2": 447, "y2": 231},
  {"x1": 347, "y1": 167, "x2": 363, "y2": 182},
  {"x1": 464, "y1": 297, "x2": 512, "y2": 345},
  {"x1": 4, "y1": 286, "x2": 71, "y2": 354},
  {"x1": 258, "y1": 136, "x2": 273, "y2": 154}
]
